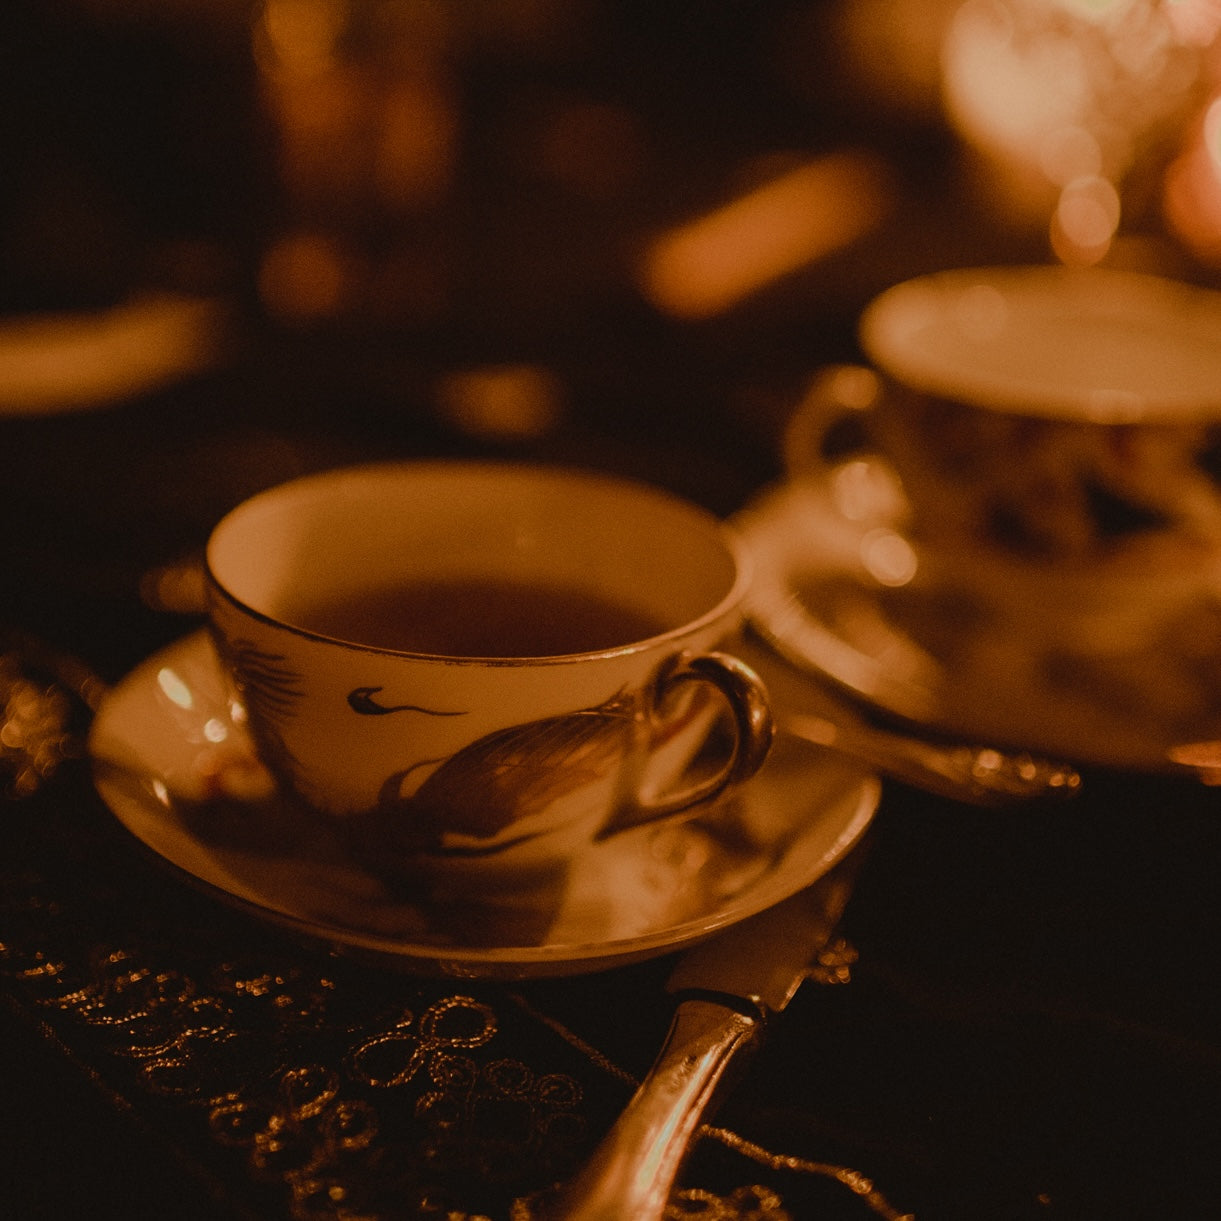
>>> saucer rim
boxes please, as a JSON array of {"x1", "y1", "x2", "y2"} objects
[
  {"x1": 733, "y1": 476, "x2": 1221, "y2": 773},
  {"x1": 88, "y1": 630, "x2": 879, "y2": 978}
]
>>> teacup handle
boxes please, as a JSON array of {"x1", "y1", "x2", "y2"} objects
[
  {"x1": 783, "y1": 364, "x2": 885, "y2": 482},
  {"x1": 599, "y1": 651, "x2": 773, "y2": 837}
]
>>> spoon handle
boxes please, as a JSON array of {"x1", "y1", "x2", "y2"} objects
[{"x1": 785, "y1": 712, "x2": 1081, "y2": 805}]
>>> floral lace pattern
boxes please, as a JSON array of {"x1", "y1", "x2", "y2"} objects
[{"x1": 1, "y1": 778, "x2": 907, "y2": 1220}]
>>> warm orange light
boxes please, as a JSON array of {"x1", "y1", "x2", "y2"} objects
[
  {"x1": 257, "y1": 0, "x2": 347, "y2": 77},
  {"x1": 1165, "y1": 0, "x2": 1221, "y2": 46},
  {"x1": 829, "y1": 459, "x2": 907, "y2": 526},
  {"x1": 375, "y1": 75, "x2": 458, "y2": 208},
  {"x1": 639, "y1": 152, "x2": 891, "y2": 319},
  {"x1": 860, "y1": 527, "x2": 919, "y2": 588},
  {"x1": 1163, "y1": 93, "x2": 1221, "y2": 265},
  {"x1": 0, "y1": 296, "x2": 223, "y2": 413},
  {"x1": 1050, "y1": 174, "x2": 1120, "y2": 263},
  {"x1": 256, "y1": 0, "x2": 458, "y2": 215},
  {"x1": 258, "y1": 231, "x2": 351, "y2": 320},
  {"x1": 264, "y1": 71, "x2": 365, "y2": 201},
  {"x1": 435, "y1": 365, "x2": 565, "y2": 442},
  {"x1": 940, "y1": 0, "x2": 1211, "y2": 250}
]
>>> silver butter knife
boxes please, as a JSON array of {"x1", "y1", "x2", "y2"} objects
[{"x1": 539, "y1": 851, "x2": 864, "y2": 1221}]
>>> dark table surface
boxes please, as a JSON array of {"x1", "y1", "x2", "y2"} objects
[
  {"x1": 5, "y1": 4, "x2": 1221, "y2": 1219},
  {"x1": 7, "y1": 612, "x2": 1221, "y2": 1221}
]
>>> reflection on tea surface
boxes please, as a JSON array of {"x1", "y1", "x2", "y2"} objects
[{"x1": 296, "y1": 577, "x2": 670, "y2": 657}]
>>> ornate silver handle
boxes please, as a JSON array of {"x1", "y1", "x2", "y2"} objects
[{"x1": 536, "y1": 997, "x2": 765, "y2": 1221}]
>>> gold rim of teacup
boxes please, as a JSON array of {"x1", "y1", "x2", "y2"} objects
[{"x1": 204, "y1": 459, "x2": 756, "y2": 666}]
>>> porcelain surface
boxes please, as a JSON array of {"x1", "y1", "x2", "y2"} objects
[
  {"x1": 88, "y1": 631, "x2": 878, "y2": 978},
  {"x1": 735, "y1": 476, "x2": 1221, "y2": 771}
]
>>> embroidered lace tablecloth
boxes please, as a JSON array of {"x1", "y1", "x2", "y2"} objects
[
  {"x1": 1, "y1": 756, "x2": 915, "y2": 1221},
  {"x1": 7, "y1": 751, "x2": 1221, "y2": 1221}
]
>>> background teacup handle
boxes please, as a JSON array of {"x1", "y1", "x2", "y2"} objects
[
  {"x1": 598, "y1": 651, "x2": 774, "y2": 837},
  {"x1": 783, "y1": 364, "x2": 885, "y2": 482}
]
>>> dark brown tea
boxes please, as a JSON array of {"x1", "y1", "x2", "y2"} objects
[{"x1": 297, "y1": 577, "x2": 671, "y2": 656}]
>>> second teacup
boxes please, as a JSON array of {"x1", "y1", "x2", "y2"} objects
[{"x1": 786, "y1": 265, "x2": 1221, "y2": 567}]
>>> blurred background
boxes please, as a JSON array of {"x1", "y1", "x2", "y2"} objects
[
  {"x1": 7, "y1": 8, "x2": 1221, "y2": 1218},
  {"x1": 5, "y1": 0, "x2": 1221, "y2": 674}
]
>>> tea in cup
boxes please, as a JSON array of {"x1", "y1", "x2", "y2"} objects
[
  {"x1": 203, "y1": 461, "x2": 773, "y2": 894},
  {"x1": 786, "y1": 265, "x2": 1221, "y2": 568}
]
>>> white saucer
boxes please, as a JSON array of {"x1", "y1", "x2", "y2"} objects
[
  {"x1": 87, "y1": 631, "x2": 878, "y2": 979},
  {"x1": 734, "y1": 476, "x2": 1221, "y2": 771}
]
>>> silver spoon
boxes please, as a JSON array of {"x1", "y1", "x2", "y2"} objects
[
  {"x1": 738, "y1": 637, "x2": 1082, "y2": 805},
  {"x1": 784, "y1": 707, "x2": 1081, "y2": 805}
]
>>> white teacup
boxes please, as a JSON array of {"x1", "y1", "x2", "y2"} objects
[
  {"x1": 204, "y1": 461, "x2": 772, "y2": 891},
  {"x1": 786, "y1": 265, "x2": 1221, "y2": 567}
]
